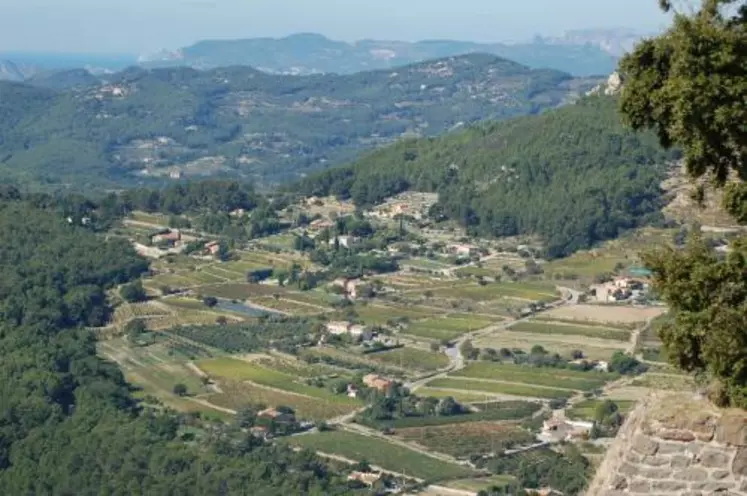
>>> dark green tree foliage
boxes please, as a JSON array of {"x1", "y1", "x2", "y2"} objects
[
  {"x1": 300, "y1": 96, "x2": 677, "y2": 257},
  {"x1": 0, "y1": 198, "x2": 353, "y2": 494},
  {"x1": 619, "y1": 0, "x2": 747, "y2": 407}
]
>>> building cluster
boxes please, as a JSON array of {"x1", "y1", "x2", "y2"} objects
[
  {"x1": 540, "y1": 418, "x2": 594, "y2": 443},
  {"x1": 590, "y1": 276, "x2": 649, "y2": 303}
]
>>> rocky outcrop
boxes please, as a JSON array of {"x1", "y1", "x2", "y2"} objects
[
  {"x1": 586, "y1": 72, "x2": 623, "y2": 97},
  {"x1": 587, "y1": 392, "x2": 747, "y2": 495}
]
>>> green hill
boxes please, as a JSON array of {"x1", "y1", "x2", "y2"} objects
[
  {"x1": 299, "y1": 96, "x2": 680, "y2": 258},
  {"x1": 0, "y1": 54, "x2": 598, "y2": 190}
]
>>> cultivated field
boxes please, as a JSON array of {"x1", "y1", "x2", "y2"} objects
[
  {"x1": 473, "y1": 331, "x2": 627, "y2": 361},
  {"x1": 542, "y1": 304, "x2": 666, "y2": 325},
  {"x1": 282, "y1": 431, "x2": 477, "y2": 481},
  {"x1": 451, "y1": 362, "x2": 617, "y2": 391},
  {"x1": 404, "y1": 315, "x2": 495, "y2": 341},
  {"x1": 433, "y1": 281, "x2": 558, "y2": 302},
  {"x1": 507, "y1": 321, "x2": 631, "y2": 342},
  {"x1": 197, "y1": 357, "x2": 361, "y2": 406},
  {"x1": 427, "y1": 378, "x2": 574, "y2": 400},
  {"x1": 366, "y1": 347, "x2": 450, "y2": 372},
  {"x1": 398, "y1": 422, "x2": 536, "y2": 458}
]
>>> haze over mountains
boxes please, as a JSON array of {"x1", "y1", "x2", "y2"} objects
[
  {"x1": 138, "y1": 30, "x2": 631, "y2": 77},
  {"x1": 0, "y1": 28, "x2": 647, "y2": 84}
]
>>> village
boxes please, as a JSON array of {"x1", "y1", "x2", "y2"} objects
[{"x1": 96, "y1": 190, "x2": 690, "y2": 496}]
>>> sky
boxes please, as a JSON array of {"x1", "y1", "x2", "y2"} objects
[{"x1": 1, "y1": 0, "x2": 671, "y2": 54}]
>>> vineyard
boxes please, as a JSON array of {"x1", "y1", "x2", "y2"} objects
[
  {"x1": 398, "y1": 422, "x2": 536, "y2": 458},
  {"x1": 282, "y1": 430, "x2": 477, "y2": 482},
  {"x1": 507, "y1": 321, "x2": 631, "y2": 342},
  {"x1": 197, "y1": 357, "x2": 361, "y2": 406},
  {"x1": 363, "y1": 401, "x2": 542, "y2": 429},
  {"x1": 452, "y1": 362, "x2": 617, "y2": 391},
  {"x1": 365, "y1": 347, "x2": 450, "y2": 372},
  {"x1": 171, "y1": 318, "x2": 316, "y2": 353},
  {"x1": 427, "y1": 378, "x2": 575, "y2": 399},
  {"x1": 208, "y1": 381, "x2": 355, "y2": 420}
]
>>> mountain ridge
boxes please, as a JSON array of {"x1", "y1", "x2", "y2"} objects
[
  {"x1": 0, "y1": 52, "x2": 601, "y2": 190},
  {"x1": 139, "y1": 32, "x2": 621, "y2": 77}
]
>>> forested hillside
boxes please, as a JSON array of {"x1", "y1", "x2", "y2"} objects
[
  {"x1": 0, "y1": 54, "x2": 598, "y2": 190},
  {"x1": 0, "y1": 195, "x2": 354, "y2": 494},
  {"x1": 299, "y1": 96, "x2": 679, "y2": 257}
]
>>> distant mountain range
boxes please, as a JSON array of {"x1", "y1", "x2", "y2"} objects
[
  {"x1": 138, "y1": 30, "x2": 645, "y2": 77},
  {"x1": 0, "y1": 53, "x2": 601, "y2": 190}
]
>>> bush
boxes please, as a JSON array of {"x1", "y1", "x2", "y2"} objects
[{"x1": 120, "y1": 280, "x2": 146, "y2": 303}]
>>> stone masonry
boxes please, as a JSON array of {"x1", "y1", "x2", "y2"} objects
[{"x1": 586, "y1": 392, "x2": 747, "y2": 496}]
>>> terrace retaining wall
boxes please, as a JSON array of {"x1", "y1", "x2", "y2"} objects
[{"x1": 587, "y1": 392, "x2": 747, "y2": 495}]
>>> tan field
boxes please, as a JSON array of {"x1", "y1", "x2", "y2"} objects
[{"x1": 544, "y1": 304, "x2": 666, "y2": 325}]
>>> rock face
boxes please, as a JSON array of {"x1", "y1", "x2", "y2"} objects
[{"x1": 587, "y1": 392, "x2": 747, "y2": 495}]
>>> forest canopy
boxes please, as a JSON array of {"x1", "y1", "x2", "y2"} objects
[
  {"x1": 299, "y1": 95, "x2": 678, "y2": 257},
  {"x1": 0, "y1": 196, "x2": 353, "y2": 494}
]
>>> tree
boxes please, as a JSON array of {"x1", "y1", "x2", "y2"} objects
[
  {"x1": 202, "y1": 296, "x2": 218, "y2": 308},
  {"x1": 173, "y1": 383, "x2": 188, "y2": 397},
  {"x1": 125, "y1": 318, "x2": 147, "y2": 344},
  {"x1": 619, "y1": 0, "x2": 747, "y2": 406},
  {"x1": 120, "y1": 280, "x2": 146, "y2": 303}
]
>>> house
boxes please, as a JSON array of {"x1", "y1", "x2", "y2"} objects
[
  {"x1": 447, "y1": 243, "x2": 475, "y2": 257},
  {"x1": 257, "y1": 407, "x2": 295, "y2": 423},
  {"x1": 363, "y1": 374, "x2": 393, "y2": 391},
  {"x1": 541, "y1": 418, "x2": 593, "y2": 442},
  {"x1": 326, "y1": 321, "x2": 352, "y2": 335},
  {"x1": 347, "y1": 471, "x2": 382, "y2": 486},
  {"x1": 330, "y1": 277, "x2": 363, "y2": 299},
  {"x1": 329, "y1": 235, "x2": 358, "y2": 248},
  {"x1": 151, "y1": 229, "x2": 181, "y2": 244},
  {"x1": 594, "y1": 361, "x2": 610, "y2": 373},
  {"x1": 346, "y1": 384, "x2": 359, "y2": 398},
  {"x1": 204, "y1": 241, "x2": 221, "y2": 256},
  {"x1": 230, "y1": 208, "x2": 246, "y2": 217},
  {"x1": 349, "y1": 324, "x2": 373, "y2": 341},
  {"x1": 309, "y1": 218, "x2": 334, "y2": 230}
]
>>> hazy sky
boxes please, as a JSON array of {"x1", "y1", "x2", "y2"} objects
[{"x1": 1, "y1": 0, "x2": 670, "y2": 54}]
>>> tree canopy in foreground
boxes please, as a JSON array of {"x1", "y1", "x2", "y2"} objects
[{"x1": 620, "y1": 0, "x2": 747, "y2": 406}]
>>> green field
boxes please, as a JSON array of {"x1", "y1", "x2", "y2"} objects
[
  {"x1": 452, "y1": 362, "x2": 616, "y2": 391},
  {"x1": 198, "y1": 357, "x2": 360, "y2": 405},
  {"x1": 282, "y1": 431, "x2": 476, "y2": 481},
  {"x1": 415, "y1": 388, "x2": 502, "y2": 403},
  {"x1": 405, "y1": 315, "x2": 495, "y2": 340},
  {"x1": 197, "y1": 283, "x2": 285, "y2": 299},
  {"x1": 508, "y1": 321, "x2": 630, "y2": 342},
  {"x1": 398, "y1": 422, "x2": 536, "y2": 458},
  {"x1": 566, "y1": 399, "x2": 635, "y2": 421},
  {"x1": 351, "y1": 304, "x2": 438, "y2": 326},
  {"x1": 207, "y1": 381, "x2": 354, "y2": 420},
  {"x1": 445, "y1": 476, "x2": 517, "y2": 492},
  {"x1": 427, "y1": 378, "x2": 574, "y2": 399},
  {"x1": 433, "y1": 282, "x2": 558, "y2": 302},
  {"x1": 455, "y1": 266, "x2": 500, "y2": 278},
  {"x1": 366, "y1": 347, "x2": 450, "y2": 371}
]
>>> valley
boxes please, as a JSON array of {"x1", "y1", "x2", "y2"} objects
[{"x1": 91, "y1": 190, "x2": 703, "y2": 494}]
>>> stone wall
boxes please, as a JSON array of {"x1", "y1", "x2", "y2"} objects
[{"x1": 586, "y1": 392, "x2": 747, "y2": 495}]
